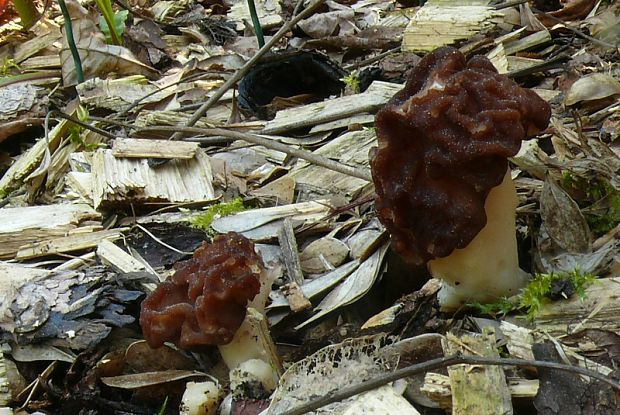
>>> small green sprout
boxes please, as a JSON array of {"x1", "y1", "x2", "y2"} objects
[
  {"x1": 342, "y1": 72, "x2": 361, "y2": 94},
  {"x1": 190, "y1": 198, "x2": 245, "y2": 232},
  {"x1": 68, "y1": 105, "x2": 100, "y2": 150},
  {"x1": 0, "y1": 58, "x2": 19, "y2": 77},
  {"x1": 157, "y1": 396, "x2": 169, "y2": 415}
]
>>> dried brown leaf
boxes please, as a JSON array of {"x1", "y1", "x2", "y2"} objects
[
  {"x1": 540, "y1": 175, "x2": 591, "y2": 252},
  {"x1": 60, "y1": 0, "x2": 157, "y2": 86}
]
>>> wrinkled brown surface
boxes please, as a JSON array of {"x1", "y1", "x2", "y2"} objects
[
  {"x1": 371, "y1": 46, "x2": 551, "y2": 265},
  {"x1": 140, "y1": 232, "x2": 262, "y2": 349}
]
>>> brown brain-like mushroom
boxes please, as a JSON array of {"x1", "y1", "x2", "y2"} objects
[
  {"x1": 371, "y1": 46, "x2": 551, "y2": 308},
  {"x1": 140, "y1": 232, "x2": 262, "y2": 350}
]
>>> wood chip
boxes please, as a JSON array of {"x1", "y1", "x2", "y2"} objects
[
  {"x1": 96, "y1": 239, "x2": 147, "y2": 274},
  {"x1": 112, "y1": 138, "x2": 198, "y2": 159},
  {"x1": 15, "y1": 228, "x2": 126, "y2": 260},
  {"x1": 444, "y1": 330, "x2": 512, "y2": 414},
  {"x1": 402, "y1": 0, "x2": 502, "y2": 52},
  {"x1": 0, "y1": 204, "x2": 100, "y2": 259},
  {"x1": 91, "y1": 148, "x2": 216, "y2": 208},
  {"x1": 262, "y1": 81, "x2": 402, "y2": 135},
  {"x1": 289, "y1": 129, "x2": 375, "y2": 200}
]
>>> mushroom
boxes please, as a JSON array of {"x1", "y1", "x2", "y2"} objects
[
  {"x1": 371, "y1": 47, "x2": 551, "y2": 309},
  {"x1": 139, "y1": 232, "x2": 278, "y2": 386}
]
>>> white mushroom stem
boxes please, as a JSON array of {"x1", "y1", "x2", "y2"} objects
[
  {"x1": 218, "y1": 266, "x2": 281, "y2": 389},
  {"x1": 428, "y1": 169, "x2": 529, "y2": 310}
]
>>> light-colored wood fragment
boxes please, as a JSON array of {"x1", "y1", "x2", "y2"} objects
[
  {"x1": 0, "y1": 84, "x2": 49, "y2": 143},
  {"x1": 262, "y1": 81, "x2": 402, "y2": 135},
  {"x1": 420, "y1": 372, "x2": 452, "y2": 409},
  {"x1": 289, "y1": 129, "x2": 375, "y2": 200},
  {"x1": 211, "y1": 199, "x2": 332, "y2": 238},
  {"x1": 13, "y1": 20, "x2": 62, "y2": 63},
  {"x1": 503, "y1": 30, "x2": 551, "y2": 56},
  {"x1": 421, "y1": 372, "x2": 539, "y2": 409},
  {"x1": 342, "y1": 384, "x2": 422, "y2": 414},
  {"x1": 487, "y1": 30, "x2": 551, "y2": 64},
  {"x1": 53, "y1": 252, "x2": 97, "y2": 271},
  {"x1": 97, "y1": 240, "x2": 157, "y2": 292},
  {"x1": 112, "y1": 138, "x2": 198, "y2": 159},
  {"x1": 444, "y1": 330, "x2": 513, "y2": 415},
  {"x1": 45, "y1": 128, "x2": 107, "y2": 197},
  {"x1": 280, "y1": 282, "x2": 312, "y2": 313},
  {"x1": 402, "y1": 0, "x2": 501, "y2": 52},
  {"x1": 533, "y1": 276, "x2": 620, "y2": 338},
  {"x1": 0, "y1": 204, "x2": 100, "y2": 259},
  {"x1": 20, "y1": 55, "x2": 61, "y2": 70},
  {"x1": 507, "y1": 56, "x2": 545, "y2": 73},
  {"x1": 308, "y1": 113, "x2": 375, "y2": 134},
  {"x1": 91, "y1": 148, "x2": 216, "y2": 208},
  {"x1": 134, "y1": 104, "x2": 235, "y2": 128},
  {"x1": 96, "y1": 239, "x2": 147, "y2": 274},
  {"x1": 500, "y1": 320, "x2": 614, "y2": 376},
  {"x1": 65, "y1": 171, "x2": 94, "y2": 204},
  {"x1": 15, "y1": 228, "x2": 125, "y2": 260},
  {"x1": 0, "y1": 105, "x2": 75, "y2": 196}
]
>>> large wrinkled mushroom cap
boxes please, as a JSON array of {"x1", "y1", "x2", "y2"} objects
[
  {"x1": 140, "y1": 232, "x2": 263, "y2": 350},
  {"x1": 371, "y1": 46, "x2": 551, "y2": 265}
]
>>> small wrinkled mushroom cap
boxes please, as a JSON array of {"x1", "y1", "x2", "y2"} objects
[
  {"x1": 371, "y1": 46, "x2": 551, "y2": 265},
  {"x1": 140, "y1": 232, "x2": 263, "y2": 350}
]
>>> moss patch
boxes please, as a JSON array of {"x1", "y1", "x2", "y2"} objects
[{"x1": 190, "y1": 197, "x2": 245, "y2": 232}]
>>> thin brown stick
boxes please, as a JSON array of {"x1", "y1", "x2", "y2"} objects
[
  {"x1": 493, "y1": 0, "x2": 529, "y2": 10},
  {"x1": 168, "y1": 0, "x2": 327, "y2": 141},
  {"x1": 280, "y1": 354, "x2": 620, "y2": 415},
  {"x1": 137, "y1": 125, "x2": 373, "y2": 182},
  {"x1": 530, "y1": 7, "x2": 616, "y2": 49},
  {"x1": 344, "y1": 46, "x2": 401, "y2": 71}
]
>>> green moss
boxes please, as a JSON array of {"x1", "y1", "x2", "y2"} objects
[
  {"x1": 470, "y1": 268, "x2": 596, "y2": 321},
  {"x1": 190, "y1": 198, "x2": 245, "y2": 232},
  {"x1": 469, "y1": 297, "x2": 518, "y2": 319},
  {"x1": 342, "y1": 72, "x2": 360, "y2": 94},
  {"x1": 519, "y1": 268, "x2": 596, "y2": 321}
]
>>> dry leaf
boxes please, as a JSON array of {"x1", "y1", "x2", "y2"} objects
[
  {"x1": 267, "y1": 335, "x2": 399, "y2": 414},
  {"x1": 297, "y1": 10, "x2": 356, "y2": 39},
  {"x1": 299, "y1": 236, "x2": 350, "y2": 273},
  {"x1": 101, "y1": 370, "x2": 205, "y2": 389},
  {"x1": 588, "y1": 4, "x2": 620, "y2": 47},
  {"x1": 564, "y1": 73, "x2": 620, "y2": 107},
  {"x1": 295, "y1": 241, "x2": 388, "y2": 330},
  {"x1": 60, "y1": 0, "x2": 157, "y2": 86},
  {"x1": 540, "y1": 176, "x2": 591, "y2": 253}
]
